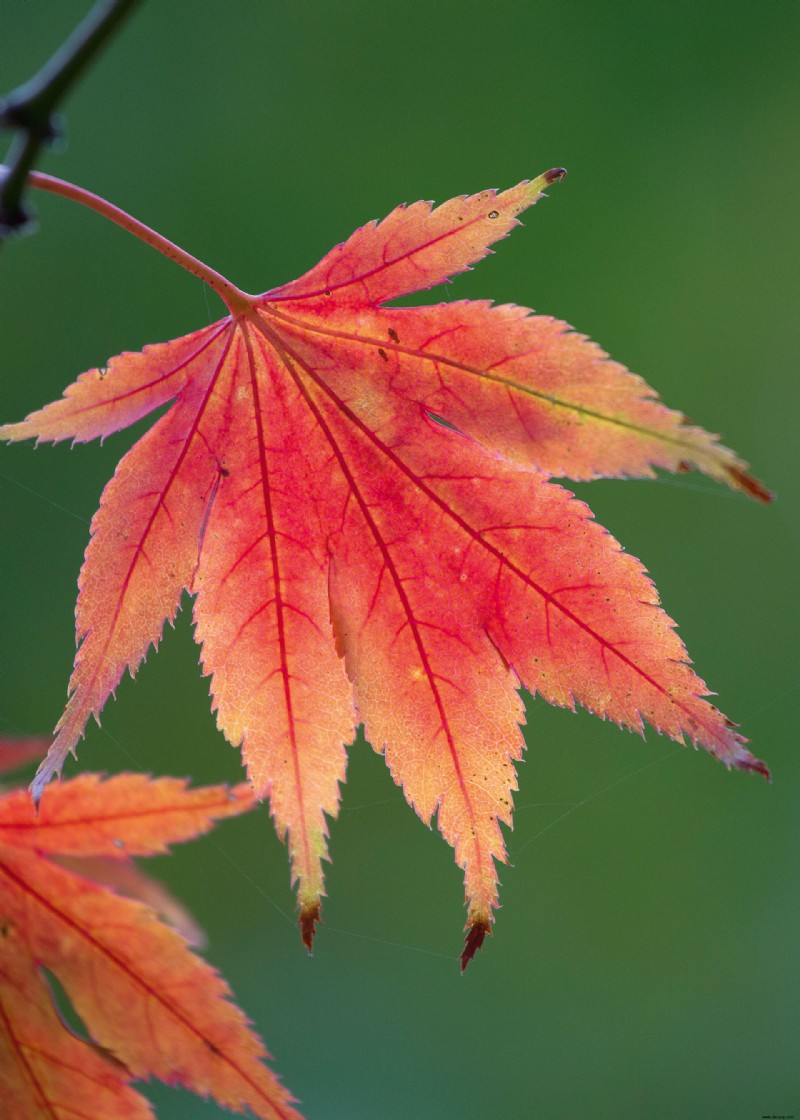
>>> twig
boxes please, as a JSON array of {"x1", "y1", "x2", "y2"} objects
[{"x1": 0, "y1": 0, "x2": 141, "y2": 237}]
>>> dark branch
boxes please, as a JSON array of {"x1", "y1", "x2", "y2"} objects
[{"x1": 0, "y1": 0, "x2": 141, "y2": 238}]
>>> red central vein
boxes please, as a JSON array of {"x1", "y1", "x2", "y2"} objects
[
  {"x1": 254, "y1": 312, "x2": 730, "y2": 751},
  {"x1": 249, "y1": 316, "x2": 490, "y2": 911},
  {"x1": 0, "y1": 854, "x2": 296, "y2": 1117},
  {"x1": 262, "y1": 306, "x2": 707, "y2": 455},
  {"x1": 265, "y1": 201, "x2": 498, "y2": 303},
  {"x1": 56, "y1": 321, "x2": 228, "y2": 426},
  {"x1": 64, "y1": 328, "x2": 239, "y2": 724},
  {"x1": 0, "y1": 984, "x2": 57, "y2": 1118},
  {"x1": 239, "y1": 328, "x2": 313, "y2": 886},
  {"x1": 0, "y1": 789, "x2": 244, "y2": 840}
]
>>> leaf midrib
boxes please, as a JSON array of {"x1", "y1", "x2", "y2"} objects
[{"x1": 260, "y1": 304, "x2": 711, "y2": 458}]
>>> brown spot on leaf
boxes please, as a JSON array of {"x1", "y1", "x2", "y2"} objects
[
  {"x1": 388, "y1": 328, "x2": 399, "y2": 343},
  {"x1": 378, "y1": 347, "x2": 388, "y2": 361}
]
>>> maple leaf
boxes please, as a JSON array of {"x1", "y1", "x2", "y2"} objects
[
  {"x1": 0, "y1": 772, "x2": 301, "y2": 1120},
  {"x1": 0, "y1": 736, "x2": 51, "y2": 778},
  {"x1": 1, "y1": 167, "x2": 770, "y2": 967}
]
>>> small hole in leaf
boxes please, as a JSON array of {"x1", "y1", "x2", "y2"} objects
[
  {"x1": 40, "y1": 966, "x2": 92, "y2": 1043},
  {"x1": 426, "y1": 410, "x2": 459, "y2": 433},
  {"x1": 488, "y1": 210, "x2": 499, "y2": 219},
  {"x1": 41, "y1": 967, "x2": 130, "y2": 1072}
]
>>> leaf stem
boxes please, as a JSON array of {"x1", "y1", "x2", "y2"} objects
[
  {"x1": 15, "y1": 167, "x2": 251, "y2": 315},
  {"x1": 0, "y1": 0, "x2": 142, "y2": 236}
]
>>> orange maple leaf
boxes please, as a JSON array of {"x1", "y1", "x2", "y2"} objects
[
  {"x1": 1, "y1": 167, "x2": 770, "y2": 967},
  {"x1": 0, "y1": 772, "x2": 301, "y2": 1120}
]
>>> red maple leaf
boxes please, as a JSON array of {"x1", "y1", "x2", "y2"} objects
[
  {"x1": 0, "y1": 167, "x2": 770, "y2": 968},
  {"x1": 0, "y1": 772, "x2": 300, "y2": 1119}
]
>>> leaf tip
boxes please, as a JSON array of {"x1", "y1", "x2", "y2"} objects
[
  {"x1": 726, "y1": 465, "x2": 774, "y2": 504},
  {"x1": 529, "y1": 167, "x2": 567, "y2": 197},
  {"x1": 29, "y1": 769, "x2": 49, "y2": 810},
  {"x1": 29, "y1": 731, "x2": 75, "y2": 808},
  {"x1": 460, "y1": 919, "x2": 491, "y2": 971},
  {"x1": 738, "y1": 755, "x2": 772, "y2": 783},
  {"x1": 299, "y1": 902, "x2": 321, "y2": 953}
]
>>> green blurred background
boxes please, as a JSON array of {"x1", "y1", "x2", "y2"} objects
[{"x1": 2, "y1": 3, "x2": 798, "y2": 1118}]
